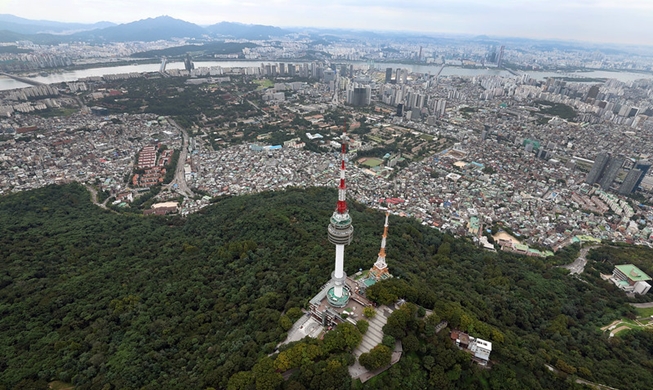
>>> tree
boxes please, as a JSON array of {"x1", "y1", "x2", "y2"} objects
[
  {"x1": 356, "y1": 320, "x2": 369, "y2": 334},
  {"x1": 279, "y1": 315, "x2": 292, "y2": 331},
  {"x1": 286, "y1": 307, "x2": 304, "y2": 323},
  {"x1": 403, "y1": 333, "x2": 420, "y2": 352},
  {"x1": 252, "y1": 357, "x2": 283, "y2": 390},
  {"x1": 382, "y1": 335, "x2": 395, "y2": 349},
  {"x1": 227, "y1": 371, "x2": 254, "y2": 390},
  {"x1": 383, "y1": 303, "x2": 418, "y2": 339},
  {"x1": 323, "y1": 322, "x2": 362, "y2": 353},
  {"x1": 358, "y1": 344, "x2": 392, "y2": 370},
  {"x1": 556, "y1": 359, "x2": 577, "y2": 375},
  {"x1": 363, "y1": 307, "x2": 376, "y2": 319},
  {"x1": 437, "y1": 242, "x2": 451, "y2": 257}
]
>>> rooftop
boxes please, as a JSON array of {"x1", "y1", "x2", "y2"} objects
[{"x1": 615, "y1": 264, "x2": 651, "y2": 282}]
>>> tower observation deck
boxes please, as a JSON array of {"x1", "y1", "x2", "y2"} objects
[{"x1": 327, "y1": 128, "x2": 354, "y2": 307}]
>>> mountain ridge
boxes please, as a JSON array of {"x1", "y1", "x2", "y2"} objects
[
  {"x1": 0, "y1": 14, "x2": 114, "y2": 34},
  {"x1": 0, "y1": 14, "x2": 291, "y2": 43}
]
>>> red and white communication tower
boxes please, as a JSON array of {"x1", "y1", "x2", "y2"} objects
[{"x1": 326, "y1": 121, "x2": 354, "y2": 307}]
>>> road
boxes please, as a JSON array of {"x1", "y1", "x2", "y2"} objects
[
  {"x1": 247, "y1": 99, "x2": 268, "y2": 117},
  {"x1": 85, "y1": 185, "x2": 113, "y2": 211},
  {"x1": 86, "y1": 185, "x2": 105, "y2": 208},
  {"x1": 545, "y1": 364, "x2": 619, "y2": 390},
  {"x1": 631, "y1": 302, "x2": 653, "y2": 309},
  {"x1": 165, "y1": 118, "x2": 194, "y2": 198},
  {"x1": 561, "y1": 245, "x2": 598, "y2": 275}
]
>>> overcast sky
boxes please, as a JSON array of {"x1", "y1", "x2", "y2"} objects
[{"x1": 2, "y1": 0, "x2": 652, "y2": 45}]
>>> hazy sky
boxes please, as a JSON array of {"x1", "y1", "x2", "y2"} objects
[{"x1": 2, "y1": 0, "x2": 652, "y2": 45}]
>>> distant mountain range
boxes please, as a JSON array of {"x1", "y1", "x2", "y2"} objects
[
  {"x1": 0, "y1": 15, "x2": 290, "y2": 43},
  {"x1": 0, "y1": 14, "x2": 645, "y2": 56},
  {"x1": 75, "y1": 16, "x2": 207, "y2": 42},
  {"x1": 0, "y1": 14, "x2": 115, "y2": 34},
  {"x1": 206, "y1": 22, "x2": 288, "y2": 40}
]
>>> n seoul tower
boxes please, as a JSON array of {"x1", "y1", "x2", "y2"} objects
[{"x1": 326, "y1": 125, "x2": 354, "y2": 307}]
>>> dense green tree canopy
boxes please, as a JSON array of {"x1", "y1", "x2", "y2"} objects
[{"x1": 0, "y1": 183, "x2": 652, "y2": 389}]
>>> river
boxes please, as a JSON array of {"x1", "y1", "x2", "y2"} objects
[{"x1": 1, "y1": 60, "x2": 652, "y2": 91}]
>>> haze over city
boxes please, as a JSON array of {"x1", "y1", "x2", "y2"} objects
[
  {"x1": 3, "y1": 0, "x2": 653, "y2": 45},
  {"x1": 2, "y1": 0, "x2": 653, "y2": 389}
]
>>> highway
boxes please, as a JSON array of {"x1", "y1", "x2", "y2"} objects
[{"x1": 165, "y1": 118, "x2": 194, "y2": 198}]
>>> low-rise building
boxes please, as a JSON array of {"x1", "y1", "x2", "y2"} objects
[
  {"x1": 611, "y1": 264, "x2": 651, "y2": 295},
  {"x1": 451, "y1": 330, "x2": 493, "y2": 366}
]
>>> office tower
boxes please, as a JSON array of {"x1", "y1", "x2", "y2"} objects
[
  {"x1": 323, "y1": 69, "x2": 336, "y2": 83},
  {"x1": 488, "y1": 47, "x2": 497, "y2": 64},
  {"x1": 385, "y1": 68, "x2": 393, "y2": 83},
  {"x1": 346, "y1": 84, "x2": 371, "y2": 106},
  {"x1": 634, "y1": 161, "x2": 651, "y2": 189},
  {"x1": 599, "y1": 155, "x2": 625, "y2": 190},
  {"x1": 184, "y1": 54, "x2": 194, "y2": 72},
  {"x1": 586, "y1": 152, "x2": 610, "y2": 185},
  {"x1": 619, "y1": 169, "x2": 643, "y2": 194},
  {"x1": 497, "y1": 45, "x2": 505, "y2": 68},
  {"x1": 415, "y1": 93, "x2": 425, "y2": 109},
  {"x1": 587, "y1": 85, "x2": 600, "y2": 101},
  {"x1": 395, "y1": 69, "x2": 407, "y2": 84}
]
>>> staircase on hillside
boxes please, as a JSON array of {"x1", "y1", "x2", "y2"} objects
[{"x1": 353, "y1": 305, "x2": 392, "y2": 357}]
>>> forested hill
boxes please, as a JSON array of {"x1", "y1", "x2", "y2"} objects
[{"x1": 0, "y1": 184, "x2": 652, "y2": 390}]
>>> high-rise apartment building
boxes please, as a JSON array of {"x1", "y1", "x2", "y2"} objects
[
  {"x1": 634, "y1": 161, "x2": 651, "y2": 189},
  {"x1": 619, "y1": 169, "x2": 643, "y2": 194},
  {"x1": 599, "y1": 155, "x2": 625, "y2": 190},
  {"x1": 586, "y1": 152, "x2": 610, "y2": 185}
]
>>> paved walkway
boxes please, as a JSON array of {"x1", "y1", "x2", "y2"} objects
[
  {"x1": 600, "y1": 320, "x2": 621, "y2": 331},
  {"x1": 352, "y1": 306, "x2": 391, "y2": 358},
  {"x1": 560, "y1": 245, "x2": 598, "y2": 275},
  {"x1": 277, "y1": 313, "x2": 323, "y2": 349},
  {"x1": 349, "y1": 306, "x2": 395, "y2": 382},
  {"x1": 350, "y1": 340, "x2": 403, "y2": 383}
]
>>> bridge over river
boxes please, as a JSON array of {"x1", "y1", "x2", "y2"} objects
[{"x1": 0, "y1": 72, "x2": 46, "y2": 87}]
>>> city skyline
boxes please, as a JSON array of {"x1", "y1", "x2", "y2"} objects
[{"x1": 2, "y1": 0, "x2": 653, "y2": 46}]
